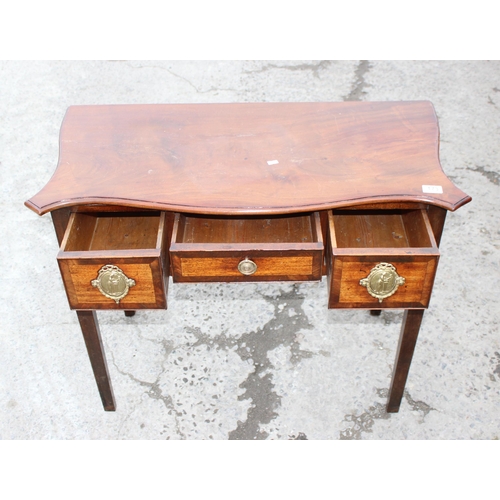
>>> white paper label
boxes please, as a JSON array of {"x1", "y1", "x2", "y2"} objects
[
  {"x1": 422, "y1": 185, "x2": 443, "y2": 194},
  {"x1": 267, "y1": 160, "x2": 279, "y2": 165}
]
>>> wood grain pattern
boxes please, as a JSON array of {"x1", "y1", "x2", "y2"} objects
[
  {"x1": 63, "y1": 212, "x2": 161, "y2": 251},
  {"x1": 51, "y1": 208, "x2": 72, "y2": 245},
  {"x1": 170, "y1": 212, "x2": 323, "y2": 282},
  {"x1": 331, "y1": 258, "x2": 438, "y2": 308},
  {"x1": 28, "y1": 102, "x2": 471, "y2": 413},
  {"x1": 175, "y1": 254, "x2": 318, "y2": 282},
  {"x1": 327, "y1": 209, "x2": 439, "y2": 309},
  {"x1": 387, "y1": 310, "x2": 425, "y2": 412},
  {"x1": 57, "y1": 211, "x2": 169, "y2": 309},
  {"x1": 177, "y1": 214, "x2": 316, "y2": 244},
  {"x1": 58, "y1": 259, "x2": 159, "y2": 309},
  {"x1": 77, "y1": 311, "x2": 116, "y2": 411},
  {"x1": 180, "y1": 256, "x2": 314, "y2": 276},
  {"x1": 25, "y1": 102, "x2": 471, "y2": 216},
  {"x1": 334, "y1": 212, "x2": 410, "y2": 248},
  {"x1": 427, "y1": 205, "x2": 447, "y2": 246}
]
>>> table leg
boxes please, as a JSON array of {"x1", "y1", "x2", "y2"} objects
[
  {"x1": 77, "y1": 311, "x2": 116, "y2": 411},
  {"x1": 386, "y1": 309, "x2": 424, "y2": 413}
]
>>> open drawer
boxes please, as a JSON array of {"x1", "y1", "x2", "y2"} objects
[
  {"x1": 170, "y1": 212, "x2": 324, "y2": 282},
  {"x1": 57, "y1": 211, "x2": 169, "y2": 309},
  {"x1": 327, "y1": 208, "x2": 439, "y2": 309}
]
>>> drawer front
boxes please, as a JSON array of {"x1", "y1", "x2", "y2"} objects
[
  {"x1": 326, "y1": 209, "x2": 440, "y2": 309},
  {"x1": 170, "y1": 211, "x2": 324, "y2": 283},
  {"x1": 328, "y1": 255, "x2": 439, "y2": 309},
  {"x1": 57, "y1": 210, "x2": 170, "y2": 310},
  {"x1": 171, "y1": 250, "x2": 322, "y2": 282},
  {"x1": 58, "y1": 257, "x2": 167, "y2": 309}
]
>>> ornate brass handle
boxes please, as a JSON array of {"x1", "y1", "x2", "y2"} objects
[
  {"x1": 359, "y1": 263, "x2": 405, "y2": 302},
  {"x1": 238, "y1": 258, "x2": 257, "y2": 275},
  {"x1": 91, "y1": 264, "x2": 135, "y2": 303}
]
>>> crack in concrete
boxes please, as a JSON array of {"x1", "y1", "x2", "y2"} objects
[
  {"x1": 468, "y1": 165, "x2": 499, "y2": 185},
  {"x1": 244, "y1": 60, "x2": 332, "y2": 78},
  {"x1": 188, "y1": 285, "x2": 315, "y2": 440},
  {"x1": 343, "y1": 60, "x2": 371, "y2": 101},
  {"x1": 489, "y1": 352, "x2": 500, "y2": 381},
  {"x1": 289, "y1": 432, "x2": 308, "y2": 440},
  {"x1": 126, "y1": 62, "x2": 235, "y2": 94},
  {"x1": 107, "y1": 338, "x2": 186, "y2": 438},
  {"x1": 339, "y1": 387, "x2": 435, "y2": 438},
  {"x1": 493, "y1": 352, "x2": 500, "y2": 376},
  {"x1": 339, "y1": 402, "x2": 389, "y2": 439},
  {"x1": 403, "y1": 389, "x2": 435, "y2": 417},
  {"x1": 339, "y1": 388, "x2": 391, "y2": 439},
  {"x1": 373, "y1": 339, "x2": 392, "y2": 355}
]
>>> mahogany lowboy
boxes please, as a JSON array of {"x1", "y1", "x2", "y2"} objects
[{"x1": 25, "y1": 102, "x2": 471, "y2": 414}]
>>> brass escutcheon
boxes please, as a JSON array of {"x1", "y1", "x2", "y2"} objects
[
  {"x1": 91, "y1": 264, "x2": 136, "y2": 303},
  {"x1": 359, "y1": 262, "x2": 405, "y2": 302},
  {"x1": 238, "y1": 258, "x2": 257, "y2": 275}
]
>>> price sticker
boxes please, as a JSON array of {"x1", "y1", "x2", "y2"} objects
[{"x1": 422, "y1": 185, "x2": 443, "y2": 194}]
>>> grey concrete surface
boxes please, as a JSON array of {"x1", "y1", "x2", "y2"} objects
[{"x1": 1, "y1": 60, "x2": 499, "y2": 439}]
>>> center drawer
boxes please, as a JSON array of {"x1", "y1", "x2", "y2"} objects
[
  {"x1": 326, "y1": 208, "x2": 440, "y2": 309},
  {"x1": 170, "y1": 212, "x2": 324, "y2": 282}
]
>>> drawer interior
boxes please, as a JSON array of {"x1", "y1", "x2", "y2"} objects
[
  {"x1": 174, "y1": 213, "x2": 320, "y2": 245},
  {"x1": 331, "y1": 209, "x2": 435, "y2": 249},
  {"x1": 63, "y1": 212, "x2": 162, "y2": 251}
]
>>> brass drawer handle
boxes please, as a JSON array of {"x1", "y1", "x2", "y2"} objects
[
  {"x1": 91, "y1": 264, "x2": 136, "y2": 303},
  {"x1": 238, "y1": 258, "x2": 257, "y2": 275},
  {"x1": 359, "y1": 263, "x2": 405, "y2": 302}
]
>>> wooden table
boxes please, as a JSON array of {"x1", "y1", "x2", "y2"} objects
[{"x1": 25, "y1": 101, "x2": 471, "y2": 413}]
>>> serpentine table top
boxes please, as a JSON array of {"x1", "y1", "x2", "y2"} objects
[{"x1": 25, "y1": 101, "x2": 471, "y2": 216}]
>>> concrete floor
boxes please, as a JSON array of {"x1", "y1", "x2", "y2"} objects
[{"x1": 1, "y1": 60, "x2": 499, "y2": 439}]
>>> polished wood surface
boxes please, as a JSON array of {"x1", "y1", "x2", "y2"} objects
[
  {"x1": 427, "y1": 205, "x2": 448, "y2": 246},
  {"x1": 57, "y1": 211, "x2": 169, "y2": 309},
  {"x1": 30, "y1": 102, "x2": 471, "y2": 413},
  {"x1": 51, "y1": 208, "x2": 72, "y2": 245},
  {"x1": 327, "y1": 209, "x2": 439, "y2": 308},
  {"x1": 25, "y1": 102, "x2": 471, "y2": 216},
  {"x1": 170, "y1": 212, "x2": 323, "y2": 282},
  {"x1": 77, "y1": 311, "x2": 116, "y2": 411},
  {"x1": 329, "y1": 258, "x2": 438, "y2": 308},
  {"x1": 387, "y1": 310, "x2": 425, "y2": 413},
  {"x1": 174, "y1": 254, "x2": 319, "y2": 281}
]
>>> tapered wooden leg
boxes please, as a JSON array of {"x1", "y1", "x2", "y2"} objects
[
  {"x1": 124, "y1": 310, "x2": 136, "y2": 317},
  {"x1": 370, "y1": 310, "x2": 382, "y2": 316},
  {"x1": 77, "y1": 311, "x2": 116, "y2": 411},
  {"x1": 386, "y1": 309, "x2": 424, "y2": 413}
]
